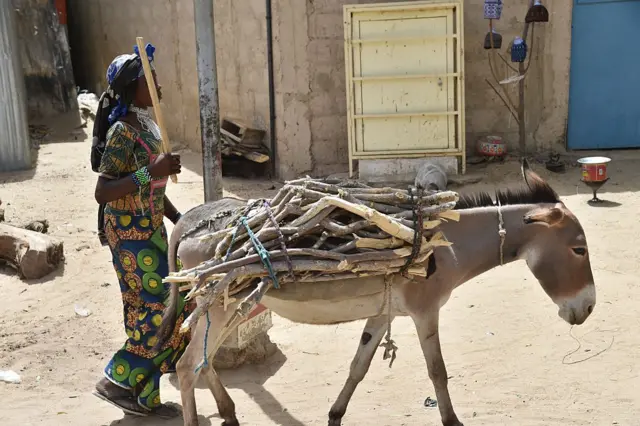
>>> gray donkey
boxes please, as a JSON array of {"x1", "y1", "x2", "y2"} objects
[{"x1": 158, "y1": 160, "x2": 596, "y2": 426}]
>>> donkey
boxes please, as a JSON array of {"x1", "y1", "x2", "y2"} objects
[{"x1": 158, "y1": 159, "x2": 596, "y2": 426}]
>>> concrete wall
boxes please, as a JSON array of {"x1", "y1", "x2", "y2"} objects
[
  {"x1": 67, "y1": 0, "x2": 199, "y2": 150},
  {"x1": 13, "y1": 0, "x2": 78, "y2": 119},
  {"x1": 66, "y1": 0, "x2": 269, "y2": 153},
  {"x1": 66, "y1": 0, "x2": 573, "y2": 179}
]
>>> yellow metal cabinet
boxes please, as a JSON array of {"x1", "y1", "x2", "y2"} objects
[{"x1": 344, "y1": 1, "x2": 466, "y2": 177}]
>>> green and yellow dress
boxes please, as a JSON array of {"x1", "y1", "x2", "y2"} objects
[{"x1": 98, "y1": 121, "x2": 193, "y2": 411}]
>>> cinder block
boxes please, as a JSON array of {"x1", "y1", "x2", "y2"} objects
[
  {"x1": 308, "y1": 12, "x2": 343, "y2": 39},
  {"x1": 308, "y1": 39, "x2": 342, "y2": 66},
  {"x1": 310, "y1": 115, "x2": 347, "y2": 143}
]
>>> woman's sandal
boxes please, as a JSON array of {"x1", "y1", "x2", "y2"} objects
[
  {"x1": 93, "y1": 378, "x2": 181, "y2": 419},
  {"x1": 92, "y1": 389, "x2": 149, "y2": 417}
]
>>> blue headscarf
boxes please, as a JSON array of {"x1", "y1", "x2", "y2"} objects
[{"x1": 105, "y1": 43, "x2": 156, "y2": 124}]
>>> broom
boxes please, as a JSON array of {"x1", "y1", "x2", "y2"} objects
[{"x1": 135, "y1": 37, "x2": 178, "y2": 184}]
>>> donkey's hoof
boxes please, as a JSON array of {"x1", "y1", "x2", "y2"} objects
[
  {"x1": 221, "y1": 420, "x2": 240, "y2": 426},
  {"x1": 443, "y1": 419, "x2": 464, "y2": 426},
  {"x1": 328, "y1": 411, "x2": 343, "y2": 426}
]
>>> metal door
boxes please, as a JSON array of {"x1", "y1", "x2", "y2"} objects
[{"x1": 568, "y1": 0, "x2": 640, "y2": 149}]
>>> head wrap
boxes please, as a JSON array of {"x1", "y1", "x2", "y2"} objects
[{"x1": 105, "y1": 43, "x2": 156, "y2": 124}]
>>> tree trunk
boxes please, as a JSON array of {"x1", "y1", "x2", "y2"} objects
[{"x1": 0, "y1": 223, "x2": 64, "y2": 279}]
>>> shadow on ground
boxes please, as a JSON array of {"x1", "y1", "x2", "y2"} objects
[
  {"x1": 108, "y1": 412, "x2": 212, "y2": 426},
  {"x1": 166, "y1": 349, "x2": 306, "y2": 426}
]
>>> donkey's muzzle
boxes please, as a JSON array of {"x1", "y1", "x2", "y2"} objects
[{"x1": 557, "y1": 284, "x2": 596, "y2": 325}]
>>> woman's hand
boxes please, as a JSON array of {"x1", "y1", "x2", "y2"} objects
[{"x1": 149, "y1": 153, "x2": 181, "y2": 178}]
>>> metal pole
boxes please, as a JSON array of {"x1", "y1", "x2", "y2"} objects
[
  {"x1": 265, "y1": 0, "x2": 277, "y2": 178},
  {"x1": 193, "y1": 0, "x2": 223, "y2": 202}
]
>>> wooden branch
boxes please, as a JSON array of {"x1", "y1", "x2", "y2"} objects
[
  {"x1": 486, "y1": 79, "x2": 520, "y2": 123},
  {"x1": 170, "y1": 177, "x2": 461, "y2": 312}
]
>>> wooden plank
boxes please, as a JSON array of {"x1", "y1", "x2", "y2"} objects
[
  {"x1": 242, "y1": 152, "x2": 270, "y2": 163},
  {"x1": 352, "y1": 72, "x2": 459, "y2": 82}
]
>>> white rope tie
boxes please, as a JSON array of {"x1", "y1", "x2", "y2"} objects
[{"x1": 497, "y1": 200, "x2": 507, "y2": 266}]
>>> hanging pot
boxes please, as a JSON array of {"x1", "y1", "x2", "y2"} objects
[
  {"x1": 484, "y1": 0, "x2": 503, "y2": 20},
  {"x1": 526, "y1": 0, "x2": 549, "y2": 23},
  {"x1": 484, "y1": 29, "x2": 503, "y2": 49},
  {"x1": 510, "y1": 37, "x2": 527, "y2": 63}
]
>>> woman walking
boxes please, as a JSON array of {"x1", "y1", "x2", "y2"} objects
[{"x1": 91, "y1": 44, "x2": 192, "y2": 419}]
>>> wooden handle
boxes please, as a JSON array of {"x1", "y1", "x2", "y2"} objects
[{"x1": 136, "y1": 37, "x2": 178, "y2": 184}]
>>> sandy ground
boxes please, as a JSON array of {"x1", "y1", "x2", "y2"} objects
[{"x1": 1, "y1": 122, "x2": 639, "y2": 426}]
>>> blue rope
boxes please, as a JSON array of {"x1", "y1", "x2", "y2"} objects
[
  {"x1": 194, "y1": 310, "x2": 211, "y2": 373},
  {"x1": 193, "y1": 207, "x2": 279, "y2": 374},
  {"x1": 240, "y1": 217, "x2": 280, "y2": 289},
  {"x1": 223, "y1": 221, "x2": 242, "y2": 261}
]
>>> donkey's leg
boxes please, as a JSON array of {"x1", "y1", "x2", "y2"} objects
[
  {"x1": 202, "y1": 366, "x2": 238, "y2": 426},
  {"x1": 412, "y1": 312, "x2": 463, "y2": 426},
  {"x1": 176, "y1": 303, "x2": 240, "y2": 426},
  {"x1": 328, "y1": 315, "x2": 391, "y2": 426},
  {"x1": 176, "y1": 322, "x2": 205, "y2": 426}
]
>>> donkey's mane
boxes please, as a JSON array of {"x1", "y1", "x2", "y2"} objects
[{"x1": 454, "y1": 178, "x2": 559, "y2": 210}]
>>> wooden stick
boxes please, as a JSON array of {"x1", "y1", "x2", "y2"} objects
[{"x1": 135, "y1": 37, "x2": 178, "y2": 183}]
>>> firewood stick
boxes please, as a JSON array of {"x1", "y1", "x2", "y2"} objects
[
  {"x1": 135, "y1": 37, "x2": 177, "y2": 183},
  {"x1": 168, "y1": 246, "x2": 416, "y2": 284}
]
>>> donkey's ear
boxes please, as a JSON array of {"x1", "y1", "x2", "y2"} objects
[
  {"x1": 521, "y1": 158, "x2": 550, "y2": 192},
  {"x1": 521, "y1": 157, "x2": 531, "y2": 175},
  {"x1": 523, "y1": 207, "x2": 565, "y2": 226},
  {"x1": 521, "y1": 157, "x2": 535, "y2": 189}
]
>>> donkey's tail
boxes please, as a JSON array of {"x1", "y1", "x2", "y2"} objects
[{"x1": 154, "y1": 222, "x2": 182, "y2": 351}]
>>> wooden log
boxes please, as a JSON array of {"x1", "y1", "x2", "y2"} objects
[
  {"x1": 18, "y1": 219, "x2": 49, "y2": 234},
  {"x1": 0, "y1": 223, "x2": 64, "y2": 279}
]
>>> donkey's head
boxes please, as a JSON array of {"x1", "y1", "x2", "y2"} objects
[{"x1": 518, "y1": 159, "x2": 595, "y2": 325}]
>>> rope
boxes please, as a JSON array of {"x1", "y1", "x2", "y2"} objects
[
  {"x1": 400, "y1": 186, "x2": 424, "y2": 277},
  {"x1": 178, "y1": 209, "x2": 235, "y2": 242},
  {"x1": 193, "y1": 310, "x2": 212, "y2": 373},
  {"x1": 379, "y1": 274, "x2": 398, "y2": 368},
  {"x1": 223, "y1": 221, "x2": 242, "y2": 262},
  {"x1": 263, "y1": 200, "x2": 294, "y2": 280},
  {"x1": 241, "y1": 217, "x2": 280, "y2": 289},
  {"x1": 193, "y1": 199, "x2": 268, "y2": 374},
  {"x1": 497, "y1": 199, "x2": 506, "y2": 265}
]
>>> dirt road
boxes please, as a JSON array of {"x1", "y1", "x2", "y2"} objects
[{"x1": 0, "y1": 127, "x2": 638, "y2": 426}]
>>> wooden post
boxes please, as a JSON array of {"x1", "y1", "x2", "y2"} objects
[
  {"x1": 518, "y1": 0, "x2": 535, "y2": 155},
  {"x1": 193, "y1": 0, "x2": 223, "y2": 202}
]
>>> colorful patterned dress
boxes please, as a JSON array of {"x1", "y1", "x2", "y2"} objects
[{"x1": 98, "y1": 121, "x2": 193, "y2": 411}]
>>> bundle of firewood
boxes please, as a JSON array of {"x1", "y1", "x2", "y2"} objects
[{"x1": 165, "y1": 178, "x2": 459, "y2": 331}]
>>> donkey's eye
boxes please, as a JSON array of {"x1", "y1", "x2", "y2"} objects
[{"x1": 572, "y1": 247, "x2": 587, "y2": 256}]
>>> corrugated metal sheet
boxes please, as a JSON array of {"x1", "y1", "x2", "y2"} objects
[{"x1": 0, "y1": 2, "x2": 31, "y2": 172}]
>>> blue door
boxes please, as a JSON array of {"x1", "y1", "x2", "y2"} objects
[{"x1": 568, "y1": 0, "x2": 640, "y2": 150}]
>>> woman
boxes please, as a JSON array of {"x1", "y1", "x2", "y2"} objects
[{"x1": 91, "y1": 44, "x2": 193, "y2": 419}]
